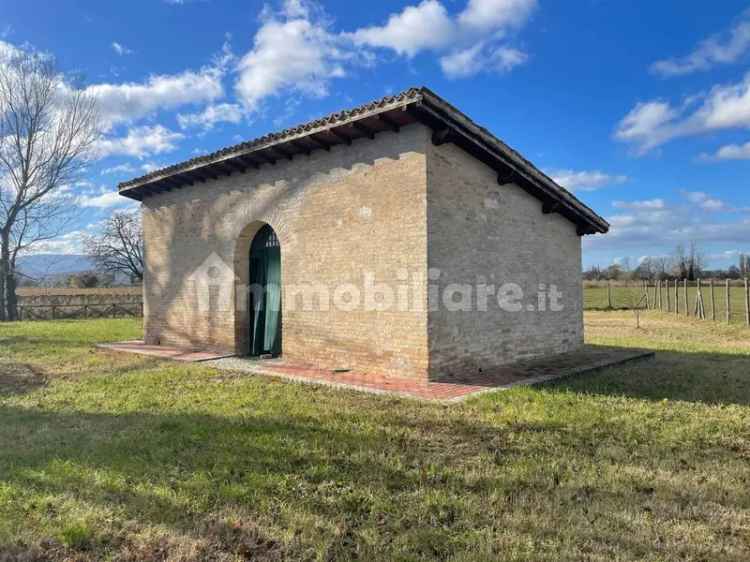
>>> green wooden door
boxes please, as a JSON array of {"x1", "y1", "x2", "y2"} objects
[{"x1": 249, "y1": 225, "x2": 281, "y2": 357}]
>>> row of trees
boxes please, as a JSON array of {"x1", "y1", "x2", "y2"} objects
[
  {"x1": 1, "y1": 48, "x2": 143, "y2": 317},
  {"x1": 585, "y1": 242, "x2": 747, "y2": 281}
]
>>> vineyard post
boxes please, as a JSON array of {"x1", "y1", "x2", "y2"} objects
[
  {"x1": 658, "y1": 279, "x2": 662, "y2": 311},
  {"x1": 666, "y1": 279, "x2": 671, "y2": 312},
  {"x1": 726, "y1": 279, "x2": 731, "y2": 324},
  {"x1": 683, "y1": 279, "x2": 689, "y2": 316},
  {"x1": 695, "y1": 278, "x2": 701, "y2": 318}
]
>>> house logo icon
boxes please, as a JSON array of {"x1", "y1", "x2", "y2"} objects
[{"x1": 187, "y1": 252, "x2": 237, "y2": 313}]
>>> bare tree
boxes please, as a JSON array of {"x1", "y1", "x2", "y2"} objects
[
  {"x1": 84, "y1": 211, "x2": 143, "y2": 283},
  {"x1": 0, "y1": 49, "x2": 99, "y2": 320}
]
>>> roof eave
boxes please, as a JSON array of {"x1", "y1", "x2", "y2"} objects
[{"x1": 118, "y1": 86, "x2": 609, "y2": 235}]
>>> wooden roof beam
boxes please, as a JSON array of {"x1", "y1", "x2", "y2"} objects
[
  {"x1": 237, "y1": 155, "x2": 261, "y2": 169},
  {"x1": 350, "y1": 121, "x2": 375, "y2": 140},
  {"x1": 542, "y1": 200, "x2": 561, "y2": 215},
  {"x1": 255, "y1": 151, "x2": 277, "y2": 166},
  {"x1": 270, "y1": 145, "x2": 294, "y2": 161},
  {"x1": 329, "y1": 127, "x2": 352, "y2": 145},
  {"x1": 377, "y1": 113, "x2": 400, "y2": 133},
  {"x1": 308, "y1": 134, "x2": 331, "y2": 151},
  {"x1": 290, "y1": 140, "x2": 312, "y2": 156},
  {"x1": 497, "y1": 169, "x2": 519, "y2": 185},
  {"x1": 211, "y1": 161, "x2": 234, "y2": 176},
  {"x1": 224, "y1": 159, "x2": 249, "y2": 173},
  {"x1": 431, "y1": 126, "x2": 455, "y2": 146}
]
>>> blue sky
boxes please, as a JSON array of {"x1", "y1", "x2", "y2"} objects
[{"x1": 3, "y1": 0, "x2": 750, "y2": 269}]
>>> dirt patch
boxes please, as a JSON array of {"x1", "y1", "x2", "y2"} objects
[{"x1": 0, "y1": 362, "x2": 47, "y2": 396}]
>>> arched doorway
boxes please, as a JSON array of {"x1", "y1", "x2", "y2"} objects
[{"x1": 248, "y1": 224, "x2": 282, "y2": 357}]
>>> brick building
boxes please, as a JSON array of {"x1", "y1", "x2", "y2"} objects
[{"x1": 119, "y1": 87, "x2": 608, "y2": 382}]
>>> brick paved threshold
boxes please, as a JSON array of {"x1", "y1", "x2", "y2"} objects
[
  {"x1": 97, "y1": 341, "x2": 234, "y2": 362},
  {"x1": 98, "y1": 341, "x2": 653, "y2": 401},
  {"x1": 206, "y1": 345, "x2": 655, "y2": 402}
]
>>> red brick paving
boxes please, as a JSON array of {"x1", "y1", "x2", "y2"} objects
[
  {"x1": 99, "y1": 341, "x2": 653, "y2": 401},
  {"x1": 96, "y1": 341, "x2": 233, "y2": 362}
]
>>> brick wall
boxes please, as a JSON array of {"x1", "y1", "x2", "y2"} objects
[
  {"x1": 140, "y1": 120, "x2": 584, "y2": 382},
  {"x1": 425, "y1": 140, "x2": 584, "y2": 380},
  {"x1": 142, "y1": 124, "x2": 430, "y2": 379}
]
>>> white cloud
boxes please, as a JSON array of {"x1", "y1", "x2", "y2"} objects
[
  {"x1": 177, "y1": 102, "x2": 244, "y2": 130},
  {"x1": 457, "y1": 0, "x2": 537, "y2": 34},
  {"x1": 615, "y1": 72, "x2": 750, "y2": 153},
  {"x1": 612, "y1": 199, "x2": 665, "y2": 210},
  {"x1": 77, "y1": 187, "x2": 128, "y2": 209},
  {"x1": 140, "y1": 162, "x2": 162, "y2": 173},
  {"x1": 32, "y1": 229, "x2": 88, "y2": 255},
  {"x1": 235, "y1": 3, "x2": 355, "y2": 110},
  {"x1": 0, "y1": 39, "x2": 20, "y2": 63},
  {"x1": 232, "y1": 0, "x2": 535, "y2": 110},
  {"x1": 86, "y1": 67, "x2": 224, "y2": 129},
  {"x1": 350, "y1": 0, "x2": 455, "y2": 57},
  {"x1": 351, "y1": 0, "x2": 535, "y2": 77},
  {"x1": 93, "y1": 125, "x2": 184, "y2": 159},
  {"x1": 681, "y1": 190, "x2": 731, "y2": 212},
  {"x1": 651, "y1": 10, "x2": 750, "y2": 77},
  {"x1": 586, "y1": 191, "x2": 750, "y2": 257},
  {"x1": 111, "y1": 42, "x2": 133, "y2": 56},
  {"x1": 100, "y1": 163, "x2": 136, "y2": 175},
  {"x1": 547, "y1": 169, "x2": 628, "y2": 192},
  {"x1": 440, "y1": 43, "x2": 527, "y2": 78},
  {"x1": 705, "y1": 140, "x2": 750, "y2": 160}
]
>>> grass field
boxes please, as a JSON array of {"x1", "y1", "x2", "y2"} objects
[{"x1": 1, "y1": 314, "x2": 749, "y2": 561}]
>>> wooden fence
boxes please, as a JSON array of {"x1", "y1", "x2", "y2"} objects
[
  {"x1": 15, "y1": 287, "x2": 143, "y2": 320},
  {"x1": 584, "y1": 279, "x2": 750, "y2": 326}
]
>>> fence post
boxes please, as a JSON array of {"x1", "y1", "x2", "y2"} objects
[
  {"x1": 745, "y1": 278, "x2": 750, "y2": 327},
  {"x1": 658, "y1": 280, "x2": 663, "y2": 310},
  {"x1": 683, "y1": 279, "x2": 689, "y2": 316},
  {"x1": 726, "y1": 279, "x2": 731, "y2": 324},
  {"x1": 675, "y1": 279, "x2": 679, "y2": 315},
  {"x1": 710, "y1": 279, "x2": 716, "y2": 321},
  {"x1": 607, "y1": 279, "x2": 612, "y2": 309},
  {"x1": 695, "y1": 278, "x2": 701, "y2": 318}
]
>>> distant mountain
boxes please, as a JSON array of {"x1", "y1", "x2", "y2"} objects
[{"x1": 16, "y1": 254, "x2": 94, "y2": 279}]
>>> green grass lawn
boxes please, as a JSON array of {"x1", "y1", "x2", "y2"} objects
[{"x1": 1, "y1": 314, "x2": 749, "y2": 561}]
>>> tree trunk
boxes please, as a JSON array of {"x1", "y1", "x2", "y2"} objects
[
  {"x1": 0, "y1": 231, "x2": 11, "y2": 322},
  {"x1": 0, "y1": 259, "x2": 5, "y2": 321},
  {"x1": 6, "y1": 271, "x2": 17, "y2": 321}
]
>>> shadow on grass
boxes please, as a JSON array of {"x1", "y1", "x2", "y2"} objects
[
  {"x1": 1, "y1": 380, "x2": 748, "y2": 560},
  {"x1": 542, "y1": 346, "x2": 750, "y2": 407},
  {"x1": 0, "y1": 362, "x2": 46, "y2": 397}
]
